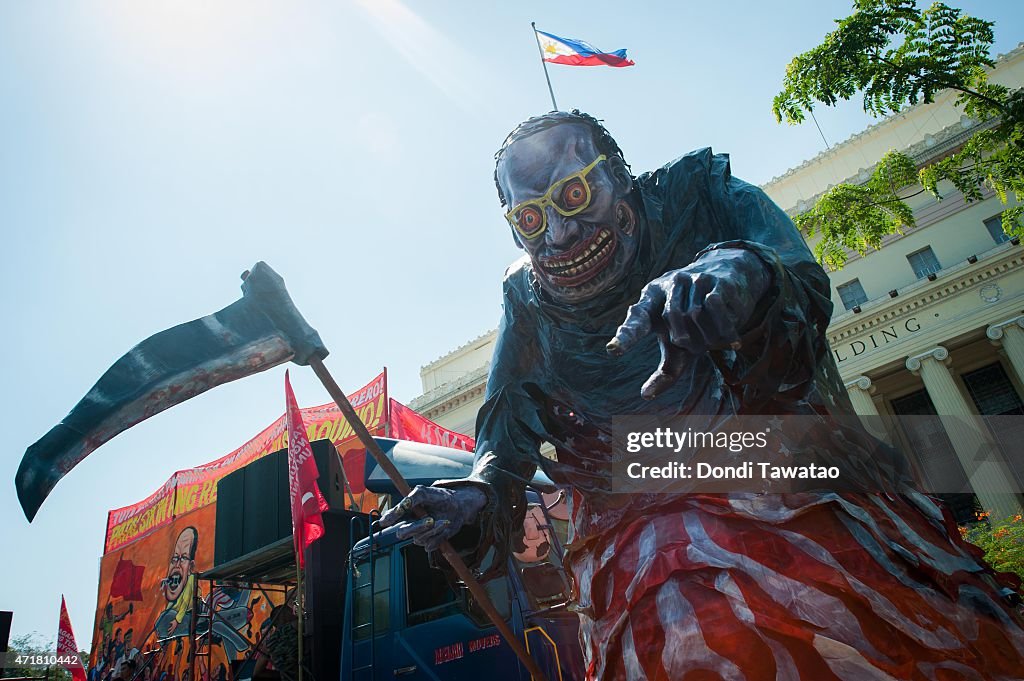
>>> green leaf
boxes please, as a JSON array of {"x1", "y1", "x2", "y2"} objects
[{"x1": 775, "y1": 0, "x2": 1020, "y2": 268}]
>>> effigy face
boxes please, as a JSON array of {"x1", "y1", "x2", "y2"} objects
[{"x1": 496, "y1": 122, "x2": 638, "y2": 304}]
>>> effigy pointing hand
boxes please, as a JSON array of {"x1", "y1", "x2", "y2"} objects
[{"x1": 605, "y1": 248, "x2": 770, "y2": 400}]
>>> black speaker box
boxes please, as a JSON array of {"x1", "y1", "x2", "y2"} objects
[
  {"x1": 214, "y1": 439, "x2": 357, "y2": 566},
  {"x1": 0, "y1": 610, "x2": 10, "y2": 677},
  {"x1": 303, "y1": 511, "x2": 369, "y2": 681},
  {"x1": 0, "y1": 610, "x2": 12, "y2": 653},
  {"x1": 214, "y1": 472, "x2": 245, "y2": 570},
  {"x1": 242, "y1": 453, "x2": 281, "y2": 556}
]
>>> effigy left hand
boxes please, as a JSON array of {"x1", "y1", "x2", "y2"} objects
[{"x1": 606, "y1": 248, "x2": 770, "y2": 399}]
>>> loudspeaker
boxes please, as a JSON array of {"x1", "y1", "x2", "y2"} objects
[
  {"x1": 214, "y1": 440, "x2": 356, "y2": 566},
  {"x1": 270, "y1": 450, "x2": 290, "y2": 540},
  {"x1": 214, "y1": 472, "x2": 245, "y2": 568},
  {"x1": 304, "y1": 511, "x2": 369, "y2": 681},
  {"x1": 0, "y1": 610, "x2": 12, "y2": 652},
  {"x1": 242, "y1": 453, "x2": 281, "y2": 555},
  {"x1": 0, "y1": 610, "x2": 12, "y2": 677},
  {"x1": 316, "y1": 440, "x2": 354, "y2": 511}
]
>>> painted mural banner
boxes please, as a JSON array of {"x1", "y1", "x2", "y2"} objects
[
  {"x1": 104, "y1": 372, "x2": 388, "y2": 553},
  {"x1": 89, "y1": 372, "x2": 388, "y2": 681},
  {"x1": 90, "y1": 503, "x2": 272, "y2": 681}
]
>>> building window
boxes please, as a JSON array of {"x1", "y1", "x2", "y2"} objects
[
  {"x1": 836, "y1": 279, "x2": 868, "y2": 311},
  {"x1": 889, "y1": 389, "x2": 978, "y2": 524},
  {"x1": 962, "y1": 363, "x2": 1024, "y2": 416},
  {"x1": 960, "y1": 363, "x2": 1024, "y2": 505},
  {"x1": 907, "y1": 246, "x2": 941, "y2": 279},
  {"x1": 984, "y1": 214, "x2": 1011, "y2": 244}
]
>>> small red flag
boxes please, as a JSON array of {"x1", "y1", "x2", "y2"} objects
[
  {"x1": 57, "y1": 596, "x2": 86, "y2": 681},
  {"x1": 389, "y1": 399, "x2": 475, "y2": 451},
  {"x1": 109, "y1": 556, "x2": 145, "y2": 601},
  {"x1": 285, "y1": 370, "x2": 329, "y2": 567}
]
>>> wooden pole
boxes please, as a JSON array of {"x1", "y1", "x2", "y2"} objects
[
  {"x1": 187, "y1": 580, "x2": 198, "y2": 681},
  {"x1": 335, "y1": 450, "x2": 360, "y2": 512},
  {"x1": 308, "y1": 357, "x2": 548, "y2": 681},
  {"x1": 294, "y1": 562, "x2": 303, "y2": 681}
]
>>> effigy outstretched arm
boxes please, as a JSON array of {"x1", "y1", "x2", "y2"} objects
[{"x1": 610, "y1": 154, "x2": 839, "y2": 408}]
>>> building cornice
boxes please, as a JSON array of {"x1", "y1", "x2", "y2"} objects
[
  {"x1": 767, "y1": 115, "x2": 999, "y2": 217},
  {"x1": 418, "y1": 329, "x2": 497, "y2": 373},
  {"x1": 409, "y1": 363, "x2": 490, "y2": 416}
]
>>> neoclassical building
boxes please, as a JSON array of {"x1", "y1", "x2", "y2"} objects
[{"x1": 411, "y1": 44, "x2": 1024, "y2": 523}]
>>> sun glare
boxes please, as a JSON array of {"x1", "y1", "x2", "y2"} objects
[
  {"x1": 354, "y1": 0, "x2": 498, "y2": 115},
  {"x1": 94, "y1": 2, "x2": 289, "y2": 87}
]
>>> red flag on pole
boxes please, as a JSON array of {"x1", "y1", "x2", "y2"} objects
[
  {"x1": 57, "y1": 596, "x2": 86, "y2": 681},
  {"x1": 285, "y1": 370, "x2": 329, "y2": 567}
]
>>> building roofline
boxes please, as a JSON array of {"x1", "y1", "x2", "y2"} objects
[
  {"x1": 418, "y1": 328, "x2": 497, "y2": 373},
  {"x1": 762, "y1": 41, "x2": 1024, "y2": 193},
  {"x1": 409, "y1": 363, "x2": 490, "y2": 414},
  {"x1": 773, "y1": 114, "x2": 999, "y2": 217}
]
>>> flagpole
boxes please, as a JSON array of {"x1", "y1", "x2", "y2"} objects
[
  {"x1": 295, "y1": 562, "x2": 303, "y2": 681},
  {"x1": 338, "y1": 457, "x2": 360, "y2": 512},
  {"x1": 531, "y1": 22, "x2": 559, "y2": 111}
]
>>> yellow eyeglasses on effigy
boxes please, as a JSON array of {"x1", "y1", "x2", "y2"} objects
[{"x1": 505, "y1": 155, "x2": 608, "y2": 240}]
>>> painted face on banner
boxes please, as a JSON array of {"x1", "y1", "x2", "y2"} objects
[
  {"x1": 497, "y1": 122, "x2": 639, "y2": 304},
  {"x1": 513, "y1": 506, "x2": 552, "y2": 564},
  {"x1": 163, "y1": 528, "x2": 197, "y2": 602}
]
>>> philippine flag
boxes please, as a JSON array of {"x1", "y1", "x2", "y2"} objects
[{"x1": 536, "y1": 29, "x2": 635, "y2": 68}]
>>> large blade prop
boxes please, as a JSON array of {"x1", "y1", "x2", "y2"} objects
[{"x1": 16, "y1": 262, "x2": 327, "y2": 521}]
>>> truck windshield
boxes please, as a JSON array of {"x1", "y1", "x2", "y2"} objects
[
  {"x1": 403, "y1": 544, "x2": 512, "y2": 627},
  {"x1": 404, "y1": 544, "x2": 459, "y2": 626}
]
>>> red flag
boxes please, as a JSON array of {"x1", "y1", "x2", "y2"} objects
[
  {"x1": 57, "y1": 596, "x2": 86, "y2": 681},
  {"x1": 388, "y1": 399, "x2": 475, "y2": 451},
  {"x1": 109, "y1": 556, "x2": 145, "y2": 601},
  {"x1": 285, "y1": 370, "x2": 329, "y2": 567}
]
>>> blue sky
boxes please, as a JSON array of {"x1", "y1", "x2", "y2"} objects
[{"x1": 2, "y1": 0, "x2": 1022, "y2": 644}]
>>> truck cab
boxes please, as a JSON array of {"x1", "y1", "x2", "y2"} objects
[{"x1": 340, "y1": 486, "x2": 584, "y2": 681}]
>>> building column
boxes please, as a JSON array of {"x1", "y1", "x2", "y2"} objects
[
  {"x1": 843, "y1": 376, "x2": 889, "y2": 443},
  {"x1": 987, "y1": 315, "x2": 1024, "y2": 386},
  {"x1": 905, "y1": 346, "x2": 1021, "y2": 520}
]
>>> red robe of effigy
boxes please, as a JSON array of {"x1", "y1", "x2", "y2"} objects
[{"x1": 568, "y1": 492, "x2": 1023, "y2": 680}]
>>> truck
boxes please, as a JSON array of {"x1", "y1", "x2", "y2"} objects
[{"x1": 339, "y1": 438, "x2": 585, "y2": 681}]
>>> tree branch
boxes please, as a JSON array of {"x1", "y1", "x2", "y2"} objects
[
  {"x1": 869, "y1": 52, "x2": 1008, "y2": 113},
  {"x1": 856, "y1": 186, "x2": 929, "y2": 210}
]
